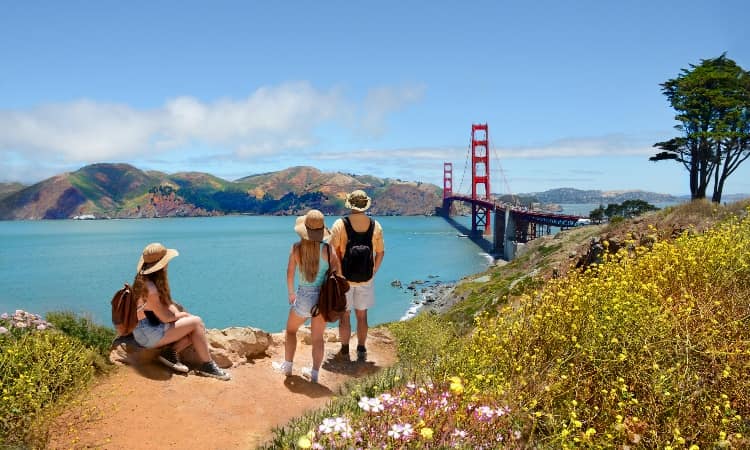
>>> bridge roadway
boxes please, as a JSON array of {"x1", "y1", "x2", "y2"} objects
[
  {"x1": 444, "y1": 195, "x2": 585, "y2": 260},
  {"x1": 446, "y1": 195, "x2": 583, "y2": 227}
]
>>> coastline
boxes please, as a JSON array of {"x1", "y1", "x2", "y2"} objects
[{"x1": 396, "y1": 277, "x2": 461, "y2": 321}]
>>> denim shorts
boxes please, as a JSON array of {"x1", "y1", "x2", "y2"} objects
[
  {"x1": 292, "y1": 285, "x2": 320, "y2": 319},
  {"x1": 133, "y1": 318, "x2": 169, "y2": 348}
]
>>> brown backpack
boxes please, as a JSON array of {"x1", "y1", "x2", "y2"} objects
[
  {"x1": 111, "y1": 283, "x2": 138, "y2": 336},
  {"x1": 312, "y1": 244, "x2": 350, "y2": 322}
]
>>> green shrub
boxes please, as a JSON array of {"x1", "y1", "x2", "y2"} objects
[
  {"x1": 45, "y1": 311, "x2": 116, "y2": 358},
  {"x1": 0, "y1": 331, "x2": 94, "y2": 447}
]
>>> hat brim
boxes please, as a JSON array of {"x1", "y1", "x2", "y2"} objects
[
  {"x1": 137, "y1": 249, "x2": 179, "y2": 275},
  {"x1": 345, "y1": 197, "x2": 372, "y2": 212},
  {"x1": 294, "y1": 216, "x2": 331, "y2": 242}
]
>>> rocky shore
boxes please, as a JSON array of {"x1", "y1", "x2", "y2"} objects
[{"x1": 391, "y1": 276, "x2": 461, "y2": 320}]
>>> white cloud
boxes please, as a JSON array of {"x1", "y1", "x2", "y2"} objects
[
  {"x1": 495, "y1": 133, "x2": 662, "y2": 159},
  {"x1": 0, "y1": 81, "x2": 425, "y2": 181}
]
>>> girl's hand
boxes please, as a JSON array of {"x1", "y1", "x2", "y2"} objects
[{"x1": 288, "y1": 292, "x2": 296, "y2": 304}]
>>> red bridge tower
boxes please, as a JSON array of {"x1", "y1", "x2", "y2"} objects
[{"x1": 471, "y1": 123, "x2": 491, "y2": 235}]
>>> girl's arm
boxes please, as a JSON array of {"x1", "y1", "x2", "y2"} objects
[
  {"x1": 286, "y1": 244, "x2": 297, "y2": 304},
  {"x1": 145, "y1": 285, "x2": 180, "y2": 323},
  {"x1": 167, "y1": 303, "x2": 190, "y2": 319}
]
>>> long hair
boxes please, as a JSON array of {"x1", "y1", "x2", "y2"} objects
[
  {"x1": 297, "y1": 239, "x2": 321, "y2": 283},
  {"x1": 132, "y1": 265, "x2": 173, "y2": 306}
]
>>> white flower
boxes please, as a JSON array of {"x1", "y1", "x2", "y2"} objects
[
  {"x1": 36, "y1": 324, "x2": 47, "y2": 331},
  {"x1": 1, "y1": 312, "x2": 8, "y2": 319},
  {"x1": 357, "y1": 396, "x2": 384, "y2": 413},
  {"x1": 318, "y1": 418, "x2": 335, "y2": 434}
]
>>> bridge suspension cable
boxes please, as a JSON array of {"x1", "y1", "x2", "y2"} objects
[
  {"x1": 454, "y1": 135, "x2": 471, "y2": 196},
  {"x1": 489, "y1": 135, "x2": 518, "y2": 205}
]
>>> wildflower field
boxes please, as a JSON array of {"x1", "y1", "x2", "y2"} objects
[{"x1": 267, "y1": 203, "x2": 749, "y2": 449}]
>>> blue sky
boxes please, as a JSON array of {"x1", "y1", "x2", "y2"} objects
[{"x1": 1, "y1": 1, "x2": 748, "y2": 196}]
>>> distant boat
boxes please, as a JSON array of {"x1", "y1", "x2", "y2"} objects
[{"x1": 457, "y1": 233, "x2": 469, "y2": 238}]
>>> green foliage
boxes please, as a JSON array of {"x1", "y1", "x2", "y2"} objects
[
  {"x1": 0, "y1": 329, "x2": 95, "y2": 447},
  {"x1": 652, "y1": 54, "x2": 750, "y2": 203},
  {"x1": 386, "y1": 312, "x2": 461, "y2": 378},
  {"x1": 45, "y1": 311, "x2": 116, "y2": 362},
  {"x1": 590, "y1": 200, "x2": 658, "y2": 220}
]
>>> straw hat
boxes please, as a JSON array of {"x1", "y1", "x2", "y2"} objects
[
  {"x1": 345, "y1": 190, "x2": 372, "y2": 212},
  {"x1": 137, "y1": 242, "x2": 179, "y2": 275},
  {"x1": 294, "y1": 209, "x2": 331, "y2": 242}
]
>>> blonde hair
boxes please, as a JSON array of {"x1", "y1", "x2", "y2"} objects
[{"x1": 296, "y1": 239, "x2": 321, "y2": 282}]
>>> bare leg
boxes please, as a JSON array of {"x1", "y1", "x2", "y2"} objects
[
  {"x1": 338, "y1": 310, "x2": 351, "y2": 347},
  {"x1": 355, "y1": 309, "x2": 368, "y2": 348},
  {"x1": 172, "y1": 335, "x2": 192, "y2": 353},
  {"x1": 155, "y1": 315, "x2": 211, "y2": 362},
  {"x1": 285, "y1": 310, "x2": 307, "y2": 363},
  {"x1": 310, "y1": 314, "x2": 326, "y2": 371}
]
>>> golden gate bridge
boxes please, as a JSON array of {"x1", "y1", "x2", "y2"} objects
[{"x1": 441, "y1": 123, "x2": 583, "y2": 259}]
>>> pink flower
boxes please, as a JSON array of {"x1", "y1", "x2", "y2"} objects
[
  {"x1": 0, "y1": 326, "x2": 8, "y2": 334},
  {"x1": 36, "y1": 324, "x2": 47, "y2": 331}
]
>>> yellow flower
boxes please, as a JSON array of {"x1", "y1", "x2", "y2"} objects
[
  {"x1": 297, "y1": 436, "x2": 312, "y2": 449},
  {"x1": 420, "y1": 427, "x2": 434, "y2": 441}
]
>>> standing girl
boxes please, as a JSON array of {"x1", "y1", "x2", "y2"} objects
[{"x1": 274, "y1": 210, "x2": 341, "y2": 383}]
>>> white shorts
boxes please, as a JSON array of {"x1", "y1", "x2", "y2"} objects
[{"x1": 346, "y1": 282, "x2": 375, "y2": 311}]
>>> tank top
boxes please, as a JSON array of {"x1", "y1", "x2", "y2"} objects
[{"x1": 298, "y1": 243, "x2": 329, "y2": 288}]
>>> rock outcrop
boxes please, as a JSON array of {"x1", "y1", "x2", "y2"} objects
[{"x1": 110, "y1": 326, "x2": 272, "y2": 369}]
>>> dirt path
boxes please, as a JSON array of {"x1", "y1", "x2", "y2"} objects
[{"x1": 48, "y1": 328, "x2": 397, "y2": 449}]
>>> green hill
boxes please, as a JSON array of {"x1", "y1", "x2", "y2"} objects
[{"x1": 0, "y1": 163, "x2": 442, "y2": 219}]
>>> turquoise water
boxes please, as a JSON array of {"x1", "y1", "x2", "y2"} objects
[{"x1": 0, "y1": 216, "x2": 491, "y2": 331}]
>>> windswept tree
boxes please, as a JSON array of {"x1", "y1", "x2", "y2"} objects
[{"x1": 651, "y1": 54, "x2": 750, "y2": 203}]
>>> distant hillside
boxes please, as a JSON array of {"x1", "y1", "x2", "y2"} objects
[
  {"x1": 523, "y1": 188, "x2": 680, "y2": 204},
  {"x1": 0, "y1": 182, "x2": 25, "y2": 200},
  {"x1": 0, "y1": 164, "x2": 442, "y2": 220}
]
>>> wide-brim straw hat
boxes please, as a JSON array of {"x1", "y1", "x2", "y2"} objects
[
  {"x1": 345, "y1": 190, "x2": 372, "y2": 212},
  {"x1": 294, "y1": 209, "x2": 331, "y2": 242},
  {"x1": 137, "y1": 242, "x2": 179, "y2": 275}
]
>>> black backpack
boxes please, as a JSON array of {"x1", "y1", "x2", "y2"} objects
[{"x1": 341, "y1": 217, "x2": 375, "y2": 282}]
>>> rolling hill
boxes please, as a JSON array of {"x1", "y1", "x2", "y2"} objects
[{"x1": 0, "y1": 164, "x2": 442, "y2": 219}]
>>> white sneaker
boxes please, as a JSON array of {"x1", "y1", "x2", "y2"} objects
[
  {"x1": 272, "y1": 360, "x2": 293, "y2": 376},
  {"x1": 301, "y1": 367, "x2": 319, "y2": 383}
]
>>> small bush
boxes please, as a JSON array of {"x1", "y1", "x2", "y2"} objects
[
  {"x1": 0, "y1": 319, "x2": 95, "y2": 447},
  {"x1": 45, "y1": 311, "x2": 116, "y2": 359}
]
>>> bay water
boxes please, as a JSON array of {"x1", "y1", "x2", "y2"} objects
[{"x1": 0, "y1": 216, "x2": 492, "y2": 331}]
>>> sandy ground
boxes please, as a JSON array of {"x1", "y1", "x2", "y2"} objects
[{"x1": 47, "y1": 328, "x2": 397, "y2": 449}]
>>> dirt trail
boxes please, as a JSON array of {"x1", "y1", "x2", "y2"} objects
[{"x1": 48, "y1": 329, "x2": 397, "y2": 449}]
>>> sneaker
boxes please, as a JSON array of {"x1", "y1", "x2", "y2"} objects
[
  {"x1": 196, "y1": 361, "x2": 231, "y2": 381},
  {"x1": 334, "y1": 345, "x2": 350, "y2": 361},
  {"x1": 272, "y1": 360, "x2": 293, "y2": 376},
  {"x1": 301, "y1": 367, "x2": 319, "y2": 383},
  {"x1": 158, "y1": 347, "x2": 189, "y2": 373},
  {"x1": 356, "y1": 346, "x2": 367, "y2": 362}
]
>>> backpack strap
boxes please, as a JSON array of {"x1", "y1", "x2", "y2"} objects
[
  {"x1": 342, "y1": 216, "x2": 355, "y2": 237},
  {"x1": 324, "y1": 242, "x2": 332, "y2": 272},
  {"x1": 343, "y1": 216, "x2": 373, "y2": 240}
]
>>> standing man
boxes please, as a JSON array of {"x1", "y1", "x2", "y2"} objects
[{"x1": 329, "y1": 190, "x2": 385, "y2": 362}]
